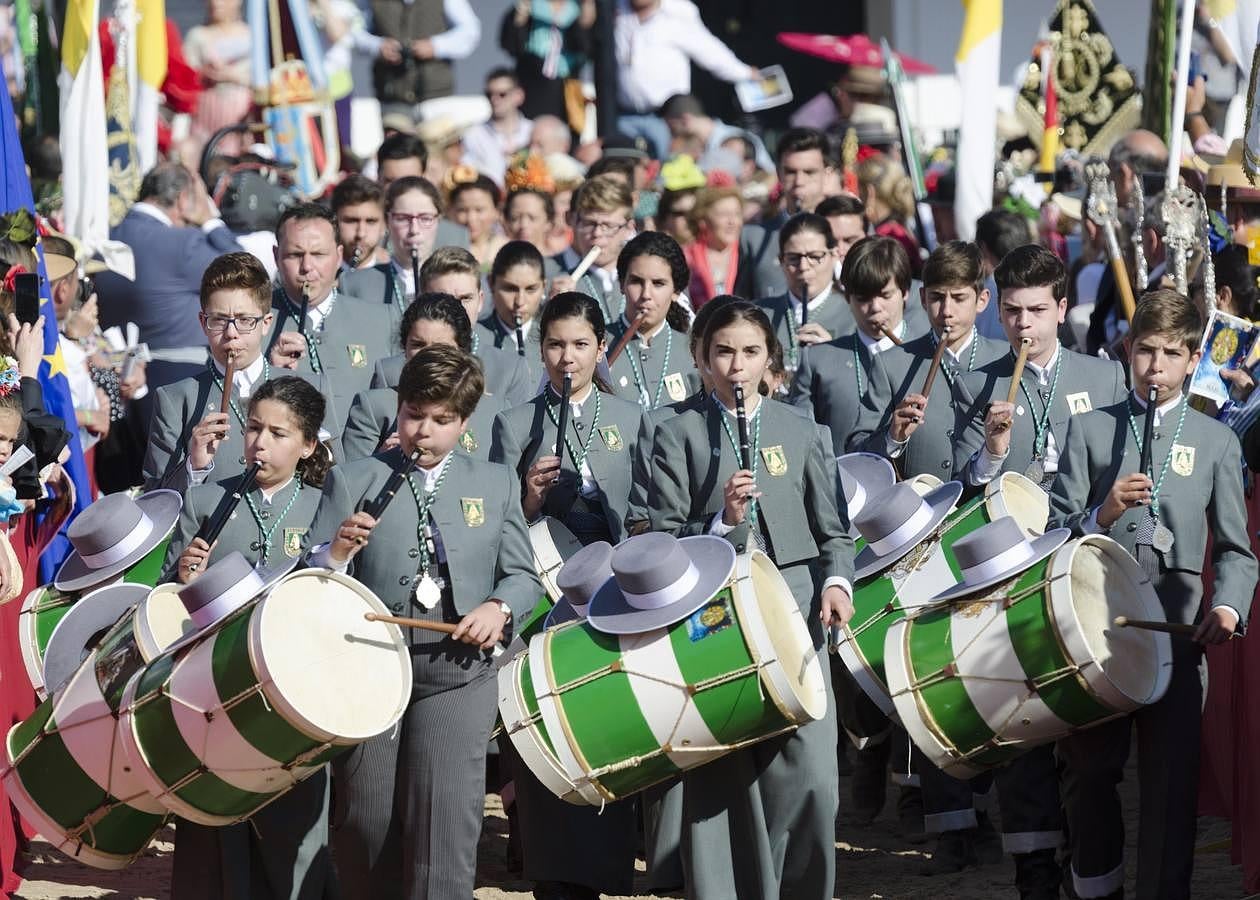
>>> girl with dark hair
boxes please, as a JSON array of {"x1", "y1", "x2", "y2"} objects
[
  {"x1": 343, "y1": 293, "x2": 501, "y2": 462},
  {"x1": 643, "y1": 299, "x2": 853, "y2": 900},
  {"x1": 488, "y1": 290, "x2": 643, "y2": 900},
  {"x1": 608, "y1": 231, "x2": 701, "y2": 410},
  {"x1": 449, "y1": 173, "x2": 507, "y2": 272},
  {"x1": 479, "y1": 240, "x2": 549, "y2": 386},
  {"x1": 163, "y1": 373, "x2": 334, "y2": 899}
]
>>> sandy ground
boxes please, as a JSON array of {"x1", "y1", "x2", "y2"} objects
[{"x1": 10, "y1": 761, "x2": 1248, "y2": 900}]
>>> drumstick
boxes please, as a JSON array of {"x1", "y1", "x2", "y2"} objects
[
  {"x1": 1005, "y1": 338, "x2": 1032, "y2": 405},
  {"x1": 606, "y1": 311, "x2": 644, "y2": 366},
  {"x1": 220, "y1": 352, "x2": 236, "y2": 416},
  {"x1": 920, "y1": 328, "x2": 950, "y2": 400},
  {"x1": 553, "y1": 371, "x2": 572, "y2": 479},
  {"x1": 1138, "y1": 383, "x2": 1158, "y2": 477},
  {"x1": 570, "y1": 246, "x2": 601, "y2": 284},
  {"x1": 1113, "y1": 616, "x2": 1199, "y2": 638},
  {"x1": 410, "y1": 248, "x2": 421, "y2": 301},
  {"x1": 734, "y1": 382, "x2": 752, "y2": 471},
  {"x1": 365, "y1": 611, "x2": 458, "y2": 634},
  {"x1": 190, "y1": 462, "x2": 261, "y2": 568},
  {"x1": 514, "y1": 312, "x2": 526, "y2": 357},
  {"x1": 363, "y1": 447, "x2": 422, "y2": 521},
  {"x1": 880, "y1": 325, "x2": 904, "y2": 346}
]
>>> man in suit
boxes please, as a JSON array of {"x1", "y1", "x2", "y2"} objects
[
  {"x1": 1050, "y1": 289, "x2": 1255, "y2": 900},
  {"x1": 375, "y1": 133, "x2": 469, "y2": 251},
  {"x1": 952, "y1": 244, "x2": 1128, "y2": 899},
  {"x1": 266, "y1": 204, "x2": 394, "y2": 434}
]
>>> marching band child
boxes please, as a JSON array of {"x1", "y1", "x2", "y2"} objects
[
  {"x1": 307, "y1": 344, "x2": 540, "y2": 900},
  {"x1": 644, "y1": 300, "x2": 854, "y2": 899},
  {"x1": 165, "y1": 375, "x2": 333, "y2": 899},
  {"x1": 478, "y1": 240, "x2": 549, "y2": 388},
  {"x1": 1050, "y1": 289, "x2": 1256, "y2": 900}
]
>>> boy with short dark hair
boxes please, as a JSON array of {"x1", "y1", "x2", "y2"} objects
[
  {"x1": 332, "y1": 175, "x2": 388, "y2": 272},
  {"x1": 308, "y1": 343, "x2": 541, "y2": 900},
  {"x1": 1049, "y1": 288, "x2": 1256, "y2": 900}
]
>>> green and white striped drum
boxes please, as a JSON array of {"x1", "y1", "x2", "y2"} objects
[
  {"x1": 502, "y1": 518, "x2": 585, "y2": 662},
  {"x1": 18, "y1": 585, "x2": 84, "y2": 698},
  {"x1": 500, "y1": 550, "x2": 826, "y2": 806},
  {"x1": 121, "y1": 537, "x2": 172, "y2": 588},
  {"x1": 3, "y1": 583, "x2": 167, "y2": 870},
  {"x1": 886, "y1": 534, "x2": 1173, "y2": 780},
  {"x1": 838, "y1": 472, "x2": 1048, "y2": 714},
  {"x1": 117, "y1": 569, "x2": 411, "y2": 826}
]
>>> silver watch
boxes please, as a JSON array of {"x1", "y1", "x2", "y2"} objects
[{"x1": 497, "y1": 600, "x2": 512, "y2": 621}]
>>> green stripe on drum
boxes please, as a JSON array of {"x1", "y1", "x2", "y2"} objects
[
  {"x1": 212, "y1": 613, "x2": 325, "y2": 764},
  {"x1": 518, "y1": 596, "x2": 554, "y2": 646},
  {"x1": 668, "y1": 588, "x2": 779, "y2": 743},
  {"x1": 902, "y1": 605, "x2": 1019, "y2": 771},
  {"x1": 7, "y1": 705, "x2": 163, "y2": 855},
  {"x1": 519, "y1": 651, "x2": 555, "y2": 757},
  {"x1": 34, "y1": 590, "x2": 76, "y2": 653},
  {"x1": 544, "y1": 624, "x2": 680, "y2": 798},
  {"x1": 122, "y1": 538, "x2": 170, "y2": 589},
  {"x1": 129, "y1": 657, "x2": 279, "y2": 820}
]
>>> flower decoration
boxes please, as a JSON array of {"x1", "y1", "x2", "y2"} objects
[
  {"x1": 659, "y1": 155, "x2": 706, "y2": 192},
  {"x1": 855, "y1": 145, "x2": 880, "y2": 164},
  {"x1": 441, "y1": 164, "x2": 481, "y2": 198},
  {"x1": 0, "y1": 210, "x2": 35, "y2": 245},
  {"x1": 1, "y1": 265, "x2": 27, "y2": 294},
  {"x1": 504, "y1": 151, "x2": 556, "y2": 194},
  {"x1": 706, "y1": 169, "x2": 736, "y2": 188},
  {"x1": 0, "y1": 356, "x2": 20, "y2": 398},
  {"x1": 1207, "y1": 209, "x2": 1232, "y2": 255}
]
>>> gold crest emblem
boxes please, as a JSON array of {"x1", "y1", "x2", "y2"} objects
[
  {"x1": 598, "y1": 425, "x2": 624, "y2": 452},
  {"x1": 1066, "y1": 391, "x2": 1092, "y2": 415},
  {"x1": 283, "y1": 528, "x2": 306, "y2": 558},
  {"x1": 1171, "y1": 443, "x2": 1195, "y2": 477},
  {"x1": 459, "y1": 430, "x2": 478, "y2": 452},
  {"x1": 460, "y1": 497, "x2": 485, "y2": 527},
  {"x1": 665, "y1": 372, "x2": 687, "y2": 401},
  {"x1": 1211, "y1": 327, "x2": 1239, "y2": 365},
  {"x1": 761, "y1": 445, "x2": 788, "y2": 476},
  {"x1": 348, "y1": 344, "x2": 367, "y2": 368}
]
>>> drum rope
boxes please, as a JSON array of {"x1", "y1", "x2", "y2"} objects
[
  {"x1": 549, "y1": 660, "x2": 773, "y2": 699},
  {"x1": 579, "y1": 724, "x2": 800, "y2": 785}
]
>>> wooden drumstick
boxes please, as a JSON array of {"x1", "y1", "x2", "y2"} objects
[
  {"x1": 880, "y1": 324, "x2": 904, "y2": 346},
  {"x1": 1114, "y1": 615, "x2": 1240, "y2": 640},
  {"x1": 1005, "y1": 338, "x2": 1032, "y2": 405},
  {"x1": 365, "y1": 612, "x2": 458, "y2": 634},
  {"x1": 920, "y1": 328, "x2": 950, "y2": 400},
  {"x1": 606, "y1": 311, "x2": 645, "y2": 366},
  {"x1": 221, "y1": 352, "x2": 236, "y2": 415}
]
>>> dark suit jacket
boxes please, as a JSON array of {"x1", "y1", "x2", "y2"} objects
[{"x1": 95, "y1": 208, "x2": 243, "y2": 351}]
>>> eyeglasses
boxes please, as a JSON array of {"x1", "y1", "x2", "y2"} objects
[
  {"x1": 781, "y1": 251, "x2": 831, "y2": 269},
  {"x1": 486, "y1": 89, "x2": 513, "y2": 100},
  {"x1": 389, "y1": 212, "x2": 439, "y2": 228},
  {"x1": 576, "y1": 218, "x2": 628, "y2": 236},
  {"x1": 201, "y1": 313, "x2": 267, "y2": 334}
]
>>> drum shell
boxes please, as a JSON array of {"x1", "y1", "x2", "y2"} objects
[{"x1": 18, "y1": 586, "x2": 81, "y2": 698}]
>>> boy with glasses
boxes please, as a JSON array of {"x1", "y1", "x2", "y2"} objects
[{"x1": 550, "y1": 175, "x2": 635, "y2": 322}]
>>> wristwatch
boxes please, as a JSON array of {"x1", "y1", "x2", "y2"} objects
[{"x1": 497, "y1": 600, "x2": 512, "y2": 621}]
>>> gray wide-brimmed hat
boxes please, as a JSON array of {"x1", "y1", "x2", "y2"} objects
[
  {"x1": 41, "y1": 582, "x2": 150, "y2": 696},
  {"x1": 544, "y1": 541, "x2": 614, "y2": 629},
  {"x1": 836, "y1": 452, "x2": 898, "y2": 525},
  {"x1": 55, "y1": 490, "x2": 183, "y2": 591},
  {"x1": 931, "y1": 517, "x2": 1071, "y2": 603},
  {"x1": 587, "y1": 533, "x2": 736, "y2": 635},
  {"x1": 853, "y1": 480, "x2": 963, "y2": 580},
  {"x1": 176, "y1": 551, "x2": 298, "y2": 632}
]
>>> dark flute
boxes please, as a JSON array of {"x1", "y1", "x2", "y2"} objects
[
  {"x1": 734, "y1": 383, "x2": 752, "y2": 471},
  {"x1": 1138, "y1": 384, "x2": 1157, "y2": 477},
  {"x1": 410, "y1": 248, "x2": 420, "y2": 300},
  {"x1": 553, "y1": 371, "x2": 572, "y2": 477},
  {"x1": 799, "y1": 294, "x2": 809, "y2": 329},
  {"x1": 298, "y1": 282, "x2": 312, "y2": 334},
  {"x1": 920, "y1": 329, "x2": 950, "y2": 400},
  {"x1": 514, "y1": 313, "x2": 526, "y2": 357},
  {"x1": 193, "y1": 462, "x2": 261, "y2": 548},
  {"x1": 364, "y1": 447, "x2": 422, "y2": 520},
  {"x1": 350, "y1": 244, "x2": 363, "y2": 268}
]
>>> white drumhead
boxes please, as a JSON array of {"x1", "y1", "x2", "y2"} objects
[
  {"x1": 987, "y1": 472, "x2": 1050, "y2": 536},
  {"x1": 529, "y1": 517, "x2": 583, "y2": 602},
  {"x1": 252, "y1": 570, "x2": 412, "y2": 743},
  {"x1": 135, "y1": 584, "x2": 195, "y2": 661}
]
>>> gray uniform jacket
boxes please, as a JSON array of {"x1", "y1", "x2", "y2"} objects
[
  {"x1": 342, "y1": 386, "x2": 502, "y2": 462},
  {"x1": 605, "y1": 320, "x2": 700, "y2": 410},
  {"x1": 953, "y1": 347, "x2": 1128, "y2": 481},
  {"x1": 339, "y1": 262, "x2": 409, "y2": 335},
  {"x1": 786, "y1": 333, "x2": 890, "y2": 456},
  {"x1": 307, "y1": 448, "x2": 540, "y2": 619},
  {"x1": 851, "y1": 330, "x2": 1008, "y2": 478},
  {"x1": 553, "y1": 247, "x2": 625, "y2": 323},
  {"x1": 1049, "y1": 396, "x2": 1257, "y2": 627},
  {"x1": 370, "y1": 345, "x2": 534, "y2": 408},
  {"x1": 475, "y1": 315, "x2": 545, "y2": 393},
  {"x1": 489, "y1": 388, "x2": 642, "y2": 544}
]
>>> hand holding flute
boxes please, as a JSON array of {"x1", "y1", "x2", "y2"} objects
[
  {"x1": 981, "y1": 338, "x2": 1031, "y2": 456},
  {"x1": 182, "y1": 462, "x2": 262, "y2": 579},
  {"x1": 889, "y1": 326, "x2": 950, "y2": 443},
  {"x1": 721, "y1": 383, "x2": 761, "y2": 527},
  {"x1": 330, "y1": 447, "x2": 422, "y2": 564}
]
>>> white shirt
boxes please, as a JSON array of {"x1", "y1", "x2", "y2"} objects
[
  {"x1": 705, "y1": 393, "x2": 852, "y2": 600},
  {"x1": 856, "y1": 319, "x2": 905, "y2": 356},
  {"x1": 788, "y1": 285, "x2": 834, "y2": 324},
  {"x1": 614, "y1": 0, "x2": 751, "y2": 112},
  {"x1": 391, "y1": 260, "x2": 416, "y2": 301},
  {"x1": 548, "y1": 383, "x2": 598, "y2": 497},
  {"x1": 462, "y1": 116, "x2": 533, "y2": 187},
  {"x1": 498, "y1": 314, "x2": 534, "y2": 349},
  {"x1": 411, "y1": 0, "x2": 481, "y2": 60},
  {"x1": 885, "y1": 328, "x2": 974, "y2": 458},
  {"x1": 971, "y1": 344, "x2": 1063, "y2": 484},
  {"x1": 306, "y1": 290, "x2": 338, "y2": 332}
]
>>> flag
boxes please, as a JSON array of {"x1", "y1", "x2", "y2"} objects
[
  {"x1": 0, "y1": 55, "x2": 92, "y2": 579},
  {"x1": 59, "y1": 0, "x2": 110, "y2": 250},
  {"x1": 1039, "y1": 44, "x2": 1058, "y2": 193},
  {"x1": 954, "y1": 0, "x2": 1003, "y2": 240},
  {"x1": 105, "y1": 3, "x2": 141, "y2": 226},
  {"x1": 134, "y1": 0, "x2": 167, "y2": 172}
]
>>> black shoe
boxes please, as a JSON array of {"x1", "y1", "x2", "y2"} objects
[
  {"x1": 505, "y1": 803, "x2": 522, "y2": 875},
  {"x1": 1013, "y1": 849, "x2": 1061, "y2": 900},
  {"x1": 973, "y1": 810, "x2": 1003, "y2": 865},
  {"x1": 850, "y1": 743, "x2": 888, "y2": 824},
  {"x1": 896, "y1": 785, "x2": 927, "y2": 844},
  {"x1": 920, "y1": 830, "x2": 979, "y2": 875}
]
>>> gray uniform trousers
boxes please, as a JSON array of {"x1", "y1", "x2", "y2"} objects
[{"x1": 331, "y1": 586, "x2": 497, "y2": 900}]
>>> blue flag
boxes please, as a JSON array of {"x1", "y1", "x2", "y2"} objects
[{"x1": 0, "y1": 54, "x2": 92, "y2": 580}]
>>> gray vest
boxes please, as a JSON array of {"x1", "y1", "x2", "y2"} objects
[{"x1": 371, "y1": 0, "x2": 453, "y2": 104}]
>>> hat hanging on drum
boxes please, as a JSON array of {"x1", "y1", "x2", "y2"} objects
[
  {"x1": 544, "y1": 540, "x2": 614, "y2": 629},
  {"x1": 54, "y1": 490, "x2": 182, "y2": 592},
  {"x1": 165, "y1": 551, "x2": 299, "y2": 652},
  {"x1": 586, "y1": 532, "x2": 736, "y2": 635},
  {"x1": 39, "y1": 582, "x2": 150, "y2": 696},
  {"x1": 929, "y1": 516, "x2": 1071, "y2": 603},
  {"x1": 853, "y1": 480, "x2": 963, "y2": 580},
  {"x1": 836, "y1": 452, "x2": 897, "y2": 527}
]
